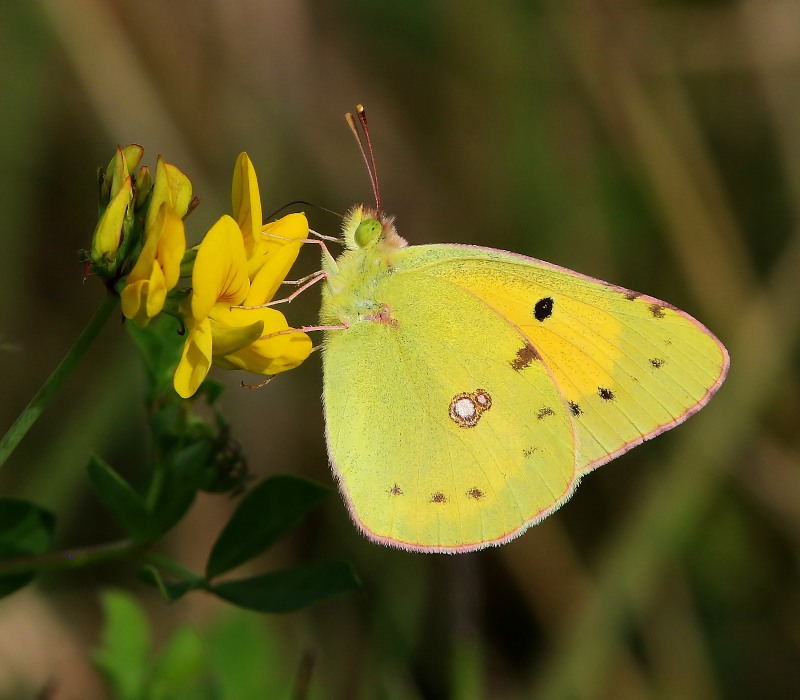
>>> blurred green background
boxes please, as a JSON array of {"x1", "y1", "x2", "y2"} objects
[{"x1": 1, "y1": 0, "x2": 798, "y2": 697}]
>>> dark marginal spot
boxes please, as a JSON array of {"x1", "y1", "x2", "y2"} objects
[
  {"x1": 511, "y1": 342, "x2": 539, "y2": 371},
  {"x1": 649, "y1": 304, "x2": 666, "y2": 319},
  {"x1": 537, "y1": 407, "x2": 555, "y2": 420},
  {"x1": 623, "y1": 291, "x2": 640, "y2": 301},
  {"x1": 523, "y1": 447, "x2": 538, "y2": 458},
  {"x1": 431, "y1": 492, "x2": 447, "y2": 504},
  {"x1": 568, "y1": 401, "x2": 582, "y2": 417},
  {"x1": 533, "y1": 297, "x2": 554, "y2": 322},
  {"x1": 598, "y1": 387, "x2": 615, "y2": 401},
  {"x1": 390, "y1": 484, "x2": 403, "y2": 496},
  {"x1": 467, "y1": 488, "x2": 484, "y2": 500},
  {"x1": 650, "y1": 358, "x2": 665, "y2": 369}
]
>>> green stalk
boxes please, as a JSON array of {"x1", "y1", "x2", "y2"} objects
[
  {"x1": 0, "y1": 538, "x2": 137, "y2": 577},
  {"x1": 0, "y1": 293, "x2": 119, "y2": 469}
]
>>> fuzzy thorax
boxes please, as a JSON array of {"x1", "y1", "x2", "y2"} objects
[{"x1": 320, "y1": 206, "x2": 408, "y2": 327}]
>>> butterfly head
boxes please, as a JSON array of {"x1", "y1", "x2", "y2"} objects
[{"x1": 342, "y1": 204, "x2": 407, "y2": 252}]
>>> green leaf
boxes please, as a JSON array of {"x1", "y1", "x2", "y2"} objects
[
  {"x1": 205, "y1": 475, "x2": 330, "y2": 580},
  {"x1": 87, "y1": 456, "x2": 157, "y2": 543},
  {"x1": 138, "y1": 565, "x2": 199, "y2": 603},
  {"x1": 93, "y1": 589, "x2": 151, "y2": 700},
  {"x1": 209, "y1": 560, "x2": 361, "y2": 613},
  {"x1": 0, "y1": 498, "x2": 55, "y2": 598},
  {"x1": 151, "y1": 441, "x2": 210, "y2": 535},
  {"x1": 149, "y1": 626, "x2": 207, "y2": 700},
  {"x1": 205, "y1": 612, "x2": 289, "y2": 699}
]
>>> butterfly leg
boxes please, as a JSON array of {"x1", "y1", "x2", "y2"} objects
[
  {"x1": 234, "y1": 270, "x2": 329, "y2": 310},
  {"x1": 259, "y1": 321, "x2": 349, "y2": 341},
  {"x1": 240, "y1": 376, "x2": 275, "y2": 390}
]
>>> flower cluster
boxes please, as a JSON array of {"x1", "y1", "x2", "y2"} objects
[{"x1": 87, "y1": 148, "x2": 312, "y2": 398}]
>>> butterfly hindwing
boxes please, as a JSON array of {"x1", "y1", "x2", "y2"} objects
[{"x1": 323, "y1": 270, "x2": 578, "y2": 553}]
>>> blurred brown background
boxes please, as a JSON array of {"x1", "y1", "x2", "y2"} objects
[{"x1": 1, "y1": 0, "x2": 799, "y2": 697}]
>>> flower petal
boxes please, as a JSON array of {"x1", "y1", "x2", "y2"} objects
[
  {"x1": 208, "y1": 313, "x2": 265, "y2": 358},
  {"x1": 245, "y1": 240, "x2": 304, "y2": 306},
  {"x1": 156, "y1": 205, "x2": 187, "y2": 290},
  {"x1": 247, "y1": 213, "x2": 308, "y2": 279},
  {"x1": 222, "y1": 330, "x2": 312, "y2": 375},
  {"x1": 218, "y1": 306, "x2": 312, "y2": 375},
  {"x1": 173, "y1": 317, "x2": 213, "y2": 398},
  {"x1": 231, "y1": 152, "x2": 262, "y2": 259},
  {"x1": 191, "y1": 215, "x2": 250, "y2": 322},
  {"x1": 120, "y1": 262, "x2": 166, "y2": 327}
]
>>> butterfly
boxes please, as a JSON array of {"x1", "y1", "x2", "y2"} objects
[{"x1": 317, "y1": 107, "x2": 729, "y2": 553}]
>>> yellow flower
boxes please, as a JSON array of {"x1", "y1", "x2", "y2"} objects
[
  {"x1": 173, "y1": 215, "x2": 312, "y2": 399},
  {"x1": 120, "y1": 203, "x2": 186, "y2": 326},
  {"x1": 119, "y1": 156, "x2": 191, "y2": 326}
]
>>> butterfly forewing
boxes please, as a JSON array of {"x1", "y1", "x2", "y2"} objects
[{"x1": 391, "y1": 244, "x2": 729, "y2": 474}]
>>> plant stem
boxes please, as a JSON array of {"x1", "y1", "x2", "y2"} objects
[
  {"x1": 0, "y1": 538, "x2": 138, "y2": 577},
  {"x1": 0, "y1": 293, "x2": 119, "y2": 470}
]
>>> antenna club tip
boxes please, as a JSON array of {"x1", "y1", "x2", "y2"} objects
[{"x1": 356, "y1": 103, "x2": 365, "y2": 113}]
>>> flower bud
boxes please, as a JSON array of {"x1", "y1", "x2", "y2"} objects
[
  {"x1": 99, "y1": 145, "x2": 143, "y2": 208},
  {"x1": 90, "y1": 176, "x2": 134, "y2": 279}
]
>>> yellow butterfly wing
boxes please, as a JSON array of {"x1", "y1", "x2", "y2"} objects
[
  {"x1": 322, "y1": 271, "x2": 579, "y2": 553},
  {"x1": 389, "y1": 244, "x2": 730, "y2": 476}
]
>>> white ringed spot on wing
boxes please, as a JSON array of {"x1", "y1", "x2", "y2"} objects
[{"x1": 449, "y1": 389, "x2": 493, "y2": 428}]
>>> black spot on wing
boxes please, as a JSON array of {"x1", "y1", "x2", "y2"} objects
[
  {"x1": 650, "y1": 358, "x2": 665, "y2": 369},
  {"x1": 623, "y1": 291, "x2": 640, "y2": 301},
  {"x1": 537, "y1": 407, "x2": 555, "y2": 420},
  {"x1": 390, "y1": 484, "x2": 403, "y2": 496},
  {"x1": 467, "y1": 488, "x2": 484, "y2": 500},
  {"x1": 533, "y1": 297, "x2": 554, "y2": 322},
  {"x1": 431, "y1": 492, "x2": 447, "y2": 504},
  {"x1": 568, "y1": 401, "x2": 582, "y2": 417},
  {"x1": 598, "y1": 387, "x2": 615, "y2": 401},
  {"x1": 649, "y1": 303, "x2": 666, "y2": 319}
]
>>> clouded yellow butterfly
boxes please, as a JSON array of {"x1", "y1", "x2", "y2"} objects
[{"x1": 319, "y1": 107, "x2": 728, "y2": 553}]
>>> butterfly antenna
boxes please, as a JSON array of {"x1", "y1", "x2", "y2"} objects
[
  {"x1": 356, "y1": 104, "x2": 382, "y2": 213},
  {"x1": 346, "y1": 105, "x2": 382, "y2": 212}
]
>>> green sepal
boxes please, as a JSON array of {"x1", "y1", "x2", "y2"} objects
[
  {"x1": 178, "y1": 246, "x2": 198, "y2": 278},
  {"x1": 134, "y1": 165, "x2": 153, "y2": 210}
]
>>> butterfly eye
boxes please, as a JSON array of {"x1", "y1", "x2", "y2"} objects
[{"x1": 354, "y1": 219, "x2": 382, "y2": 248}]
